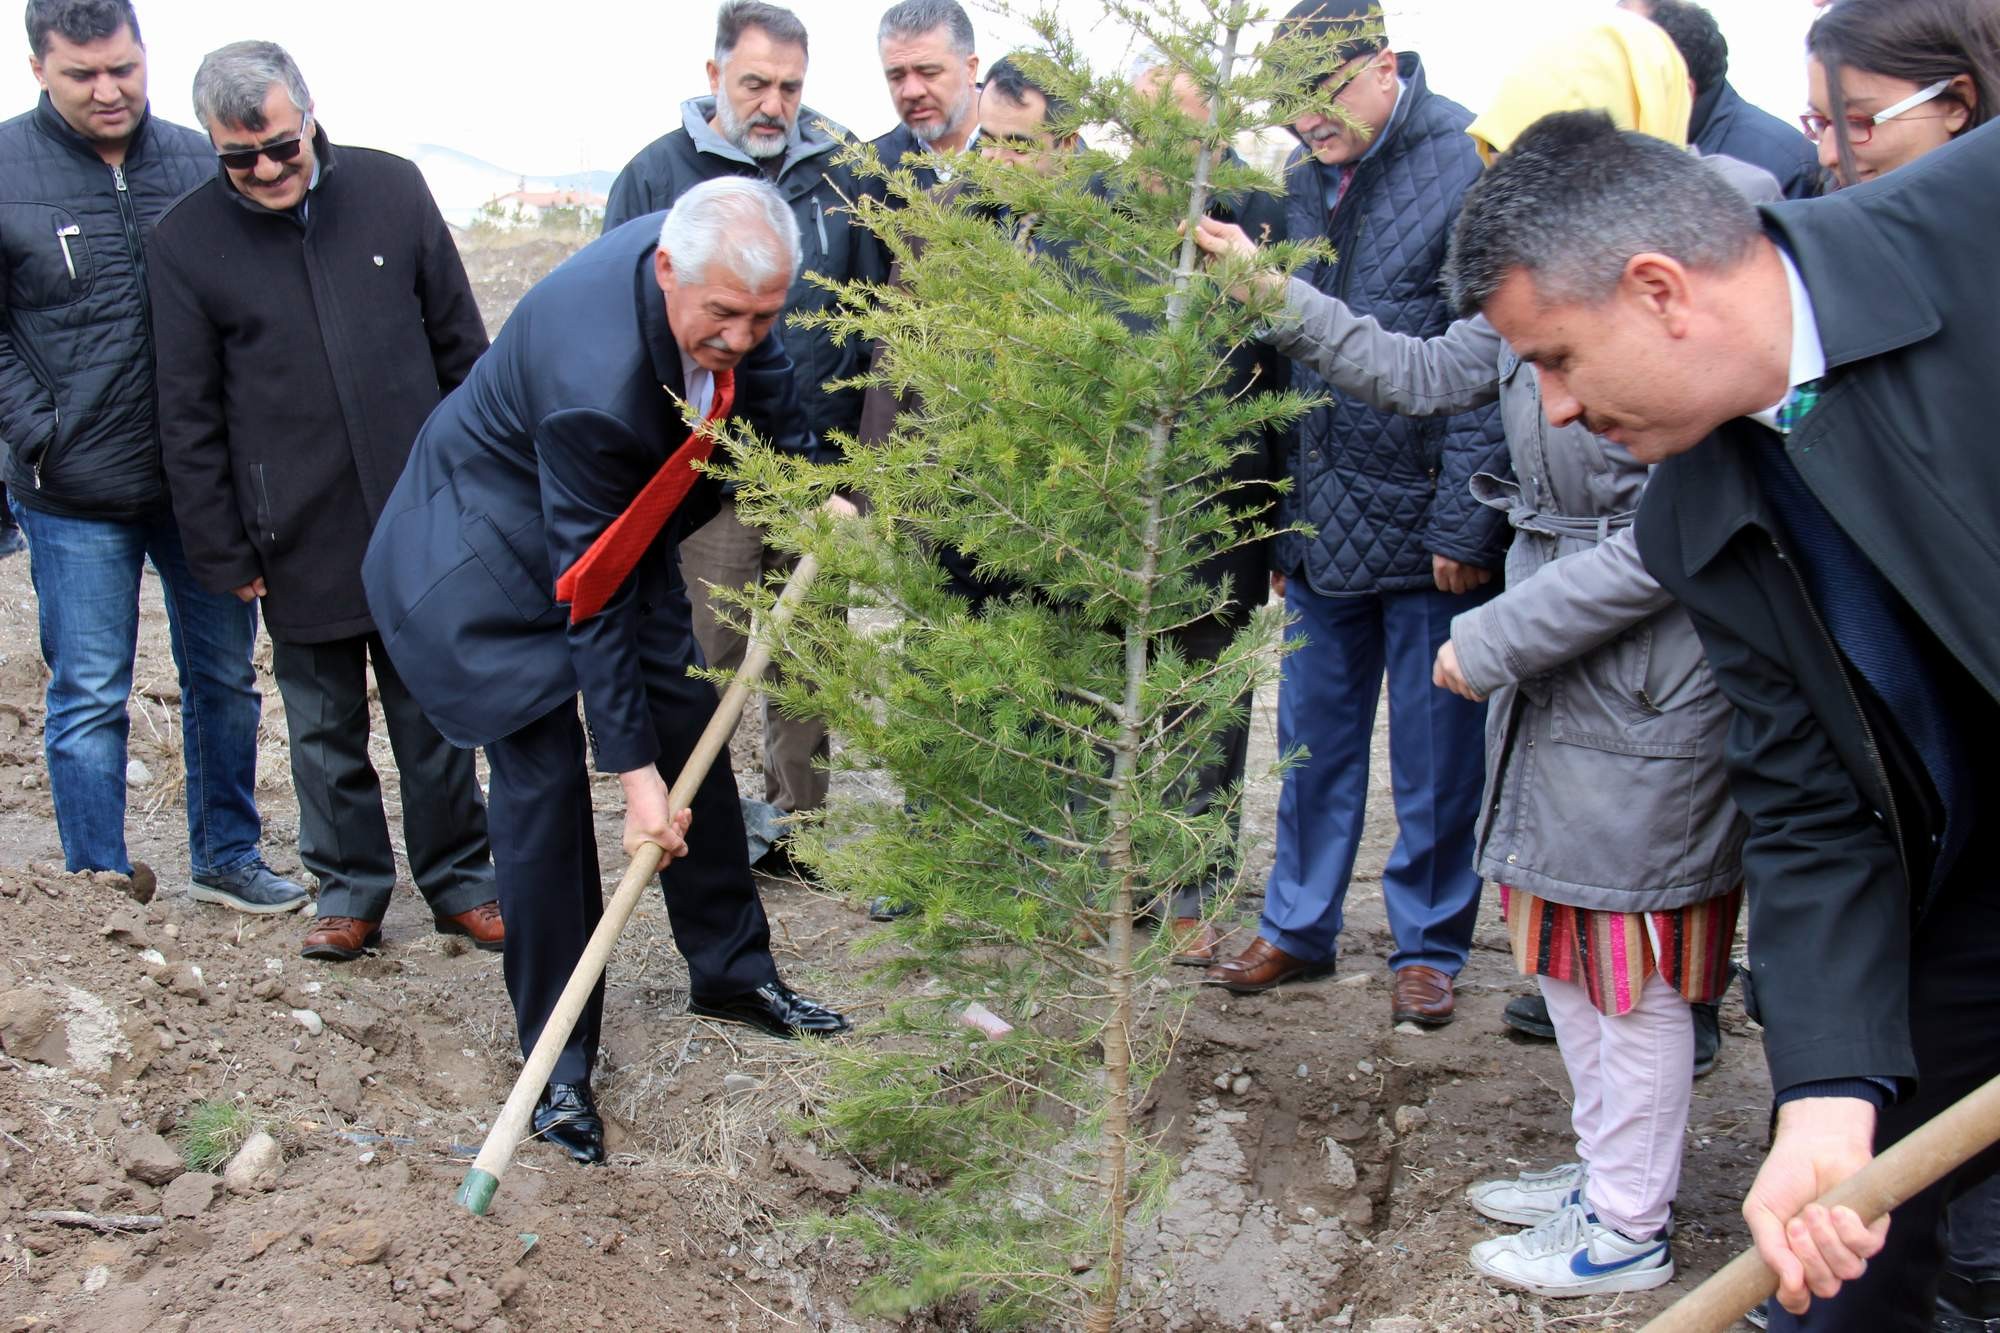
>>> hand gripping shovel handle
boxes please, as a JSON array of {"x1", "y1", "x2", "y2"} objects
[
  {"x1": 1641, "y1": 1070, "x2": 2000, "y2": 1332},
  {"x1": 456, "y1": 553, "x2": 821, "y2": 1215}
]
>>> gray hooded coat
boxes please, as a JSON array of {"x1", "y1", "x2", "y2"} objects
[{"x1": 1264, "y1": 287, "x2": 1748, "y2": 911}]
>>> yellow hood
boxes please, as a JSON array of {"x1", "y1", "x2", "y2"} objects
[{"x1": 1468, "y1": 10, "x2": 1693, "y2": 162}]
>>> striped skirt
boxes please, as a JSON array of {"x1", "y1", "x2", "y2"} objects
[{"x1": 1500, "y1": 884, "x2": 1743, "y2": 1017}]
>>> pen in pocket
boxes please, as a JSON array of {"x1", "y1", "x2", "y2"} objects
[{"x1": 56, "y1": 224, "x2": 80, "y2": 280}]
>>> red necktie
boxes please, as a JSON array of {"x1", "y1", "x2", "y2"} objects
[{"x1": 554, "y1": 369, "x2": 736, "y2": 624}]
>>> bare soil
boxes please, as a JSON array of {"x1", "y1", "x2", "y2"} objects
[{"x1": 0, "y1": 234, "x2": 1770, "y2": 1331}]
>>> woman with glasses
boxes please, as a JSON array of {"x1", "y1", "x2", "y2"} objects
[{"x1": 1802, "y1": 0, "x2": 2000, "y2": 186}]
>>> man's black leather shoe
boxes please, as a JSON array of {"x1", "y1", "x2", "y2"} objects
[
  {"x1": 687, "y1": 981, "x2": 849, "y2": 1039},
  {"x1": 1502, "y1": 994, "x2": 1557, "y2": 1041},
  {"x1": 532, "y1": 1082, "x2": 604, "y2": 1165},
  {"x1": 752, "y1": 838, "x2": 821, "y2": 887}
]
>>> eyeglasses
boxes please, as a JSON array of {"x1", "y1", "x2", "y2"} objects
[
  {"x1": 1799, "y1": 78, "x2": 1951, "y2": 145},
  {"x1": 215, "y1": 117, "x2": 312, "y2": 171}
]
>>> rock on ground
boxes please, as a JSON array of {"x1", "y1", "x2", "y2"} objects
[
  {"x1": 162, "y1": 1171, "x2": 220, "y2": 1218},
  {"x1": 222, "y1": 1132, "x2": 283, "y2": 1194},
  {"x1": 116, "y1": 1130, "x2": 185, "y2": 1187}
]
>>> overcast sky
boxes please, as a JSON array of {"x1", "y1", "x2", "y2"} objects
[{"x1": 10, "y1": 0, "x2": 1825, "y2": 176}]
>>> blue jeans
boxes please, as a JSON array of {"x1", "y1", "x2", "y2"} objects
[
  {"x1": 1262, "y1": 581, "x2": 1490, "y2": 973},
  {"x1": 9, "y1": 498, "x2": 264, "y2": 877}
]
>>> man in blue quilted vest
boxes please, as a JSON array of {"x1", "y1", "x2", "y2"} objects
[{"x1": 1205, "y1": 0, "x2": 1510, "y2": 1027}]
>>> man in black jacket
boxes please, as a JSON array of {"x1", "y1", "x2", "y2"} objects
[
  {"x1": 150, "y1": 41, "x2": 501, "y2": 963},
  {"x1": 1446, "y1": 109, "x2": 2000, "y2": 1330},
  {"x1": 603, "y1": 2, "x2": 879, "y2": 867},
  {"x1": 1622, "y1": 0, "x2": 1823, "y2": 200},
  {"x1": 363, "y1": 178, "x2": 847, "y2": 1166},
  {"x1": 872, "y1": 0, "x2": 981, "y2": 188},
  {"x1": 1, "y1": 0, "x2": 304, "y2": 913}
]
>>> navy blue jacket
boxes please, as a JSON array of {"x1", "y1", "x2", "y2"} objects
[
  {"x1": 1692, "y1": 80, "x2": 1822, "y2": 202},
  {"x1": 361, "y1": 216, "x2": 821, "y2": 773},
  {"x1": 0, "y1": 97, "x2": 212, "y2": 518},
  {"x1": 1278, "y1": 55, "x2": 1509, "y2": 594}
]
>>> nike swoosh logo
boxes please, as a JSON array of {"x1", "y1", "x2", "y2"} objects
[{"x1": 1571, "y1": 1244, "x2": 1665, "y2": 1278}]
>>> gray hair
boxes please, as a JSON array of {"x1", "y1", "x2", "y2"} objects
[
  {"x1": 658, "y1": 176, "x2": 802, "y2": 290},
  {"x1": 715, "y1": 0, "x2": 807, "y2": 64},
  {"x1": 1444, "y1": 110, "x2": 1758, "y2": 315},
  {"x1": 192, "y1": 40, "x2": 310, "y2": 132},
  {"x1": 878, "y1": 0, "x2": 974, "y2": 56}
]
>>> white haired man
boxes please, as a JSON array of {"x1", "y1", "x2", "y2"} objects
[{"x1": 363, "y1": 177, "x2": 849, "y2": 1166}]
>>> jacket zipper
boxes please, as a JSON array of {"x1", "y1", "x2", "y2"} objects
[
  {"x1": 253, "y1": 464, "x2": 276, "y2": 542},
  {"x1": 1769, "y1": 536, "x2": 1914, "y2": 893},
  {"x1": 812, "y1": 197, "x2": 828, "y2": 252},
  {"x1": 111, "y1": 164, "x2": 152, "y2": 344},
  {"x1": 56, "y1": 223, "x2": 80, "y2": 279},
  {"x1": 34, "y1": 406, "x2": 59, "y2": 488}
]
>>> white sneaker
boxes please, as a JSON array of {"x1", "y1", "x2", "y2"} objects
[
  {"x1": 1466, "y1": 1161, "x2": 1586, "y2": 1226},
  {"x1": 1470, "y1": 1199, "x2": 1674, "y2": 1298}
]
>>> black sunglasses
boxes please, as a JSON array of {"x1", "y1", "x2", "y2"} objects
[{"x1": 216, "y1": 119, "x2": 311, "y2": 171}]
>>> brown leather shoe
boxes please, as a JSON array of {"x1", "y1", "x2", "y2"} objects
[
  {"x1": 1203, "y1": 937, "x2": 1335, "y2": 994},
  {"x1": 434, "y1": 901, "x2": 505, "y2": 952},
  {"x1": 1391, "y1": 964, "x2": 1456, "y2": 1026},
  {"x1": 301, "y1": 915, "x2": 383, "y2": 961},
  {"x1": 1168, "y1": 918, "x2": 1224, "y2": 967}
]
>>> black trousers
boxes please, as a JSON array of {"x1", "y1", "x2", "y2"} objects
[
  {"x1": 271, "y1": 632, "x2": 493, "y2": 921},
  {"x1": 482, "y1": 641, "x2": 777, "y2": 1086},
  {"x1": 1770, "y1": 871, "x2": 2000, "y2": 1331},
  {"x1": 1163, "y1": 605, "x2": 1254, "y2": 918}
]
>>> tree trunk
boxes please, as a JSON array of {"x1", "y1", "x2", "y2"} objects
[{"x1": 1084, "y1": 16, "x2": 1243, "y2": 1331}]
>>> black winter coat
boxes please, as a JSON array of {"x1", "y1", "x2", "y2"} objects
[
  {"x1": 0, "y1": 96, "x2": 212, "y2": 518},
  {"x1": 148, "y1": 132, "x2": 488, "y2": 644},
  {"x1": 1636, "y1": 120, "x2": 2000, "y2": 1096},
  {"x1": 603, "y1": 98, "x2": 883, "y2": 446},
  {"x1": 1278, "y1": 55, "x2": 1510, "y2": 594},
  {"x1": 1691, "y1": 81, "x2": 1821, "y2": 202}
]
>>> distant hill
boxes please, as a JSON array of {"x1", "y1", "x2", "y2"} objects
[{"x1": 410, "y1": 144, "x2": 616, "y2": 227}]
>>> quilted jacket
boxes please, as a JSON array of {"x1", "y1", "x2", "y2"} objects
[
  {"x1": 1276, "y1": 55, "x2": 1510, "y2": 594},
  {"x1": 0, "y1": 96, "x2": 212, "y2": 519}
]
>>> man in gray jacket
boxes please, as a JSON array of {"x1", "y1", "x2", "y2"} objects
[{"x1": 603, "y1": 2, "x2": 876, "y2": 876}]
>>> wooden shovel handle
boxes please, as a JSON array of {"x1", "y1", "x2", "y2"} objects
[{"x1": 1641, "y1": 1071, "x2": 2000, "y2": 1332}]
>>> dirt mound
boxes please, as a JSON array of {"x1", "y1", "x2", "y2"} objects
[{"x1": 0, "y1": 858, "x2": 885, "y2": 1332}]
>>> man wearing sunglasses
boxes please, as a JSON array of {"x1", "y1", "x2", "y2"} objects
[
  {"x1": 1203, "y1": 0, "x2": 1508, "y2": 1031},
  {"x1": 2, "y1": 1, "x2": 308, "y2": 913},
  {"x1": 147, "y1": 41, "x2": 503, "y2": 962}
]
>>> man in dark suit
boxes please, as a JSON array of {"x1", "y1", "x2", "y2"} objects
[
  {"x1": 363, "y1": 176, "x2": 848, "y2": 1166},
  {"x1": 1445, "y1": 109, "x2": 2000, "y2": 1329}
]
